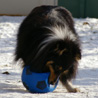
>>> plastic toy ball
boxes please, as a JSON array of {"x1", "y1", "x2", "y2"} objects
[{"x1": 21, "y1": 66, "x2": 59, "y2": 93}]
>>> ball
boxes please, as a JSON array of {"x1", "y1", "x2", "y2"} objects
[{"x1": 21, "y1": 66, "x2": 59, "y2": 93}]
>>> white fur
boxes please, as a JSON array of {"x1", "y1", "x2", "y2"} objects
[
  {"x1": 43, "y1": 25, "x2": 77, "y2": 44},
  {"x1": 36, "y1": 25, "x2": 77, "y2": 57}
]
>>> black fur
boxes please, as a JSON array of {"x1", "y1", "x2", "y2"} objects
[{"x1": 15, "y1": 5, "x2": 81, "y2": 87}]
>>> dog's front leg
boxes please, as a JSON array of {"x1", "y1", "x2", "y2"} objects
[
  {"x1": 63, "y1": 80, "x2": 80, "y2": 92},
  {"x1": 60, "y1": 72, "x2": 80, "y2": 93}
]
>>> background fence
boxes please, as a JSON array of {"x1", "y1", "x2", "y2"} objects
[{"x1": 58, "y1": 0, "x2": 98, "y2": 18}]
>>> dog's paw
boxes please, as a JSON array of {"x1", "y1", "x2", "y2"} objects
[
  {"x1": 68, "y1": 88, "x2": 80, "y2": 93},
  {"x1": 74, "y1": 88, "x2": 80, "y2": 92}
]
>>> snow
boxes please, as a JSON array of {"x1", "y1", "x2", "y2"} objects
[{"x1": 0, "y1": 16, "x2": 98, "y2": 98}]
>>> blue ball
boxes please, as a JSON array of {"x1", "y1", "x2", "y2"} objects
[{"x1": 22, "y1": 66, "x2": 59, "y2": 93}]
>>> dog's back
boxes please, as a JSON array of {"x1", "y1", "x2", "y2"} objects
[{"x1": 15, "y1": 5, "x2": 79, "y2": 64}]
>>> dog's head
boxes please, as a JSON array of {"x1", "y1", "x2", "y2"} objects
[{"x1": 45, "y1": 40, "x2": 81, "y2": 85}]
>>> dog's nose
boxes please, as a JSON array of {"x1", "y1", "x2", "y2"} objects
[
  {"x1": 49, "y1": 79, "x2": 58, "y2": 85},
  {"x1": 49, "y1": 81, "x2": 55, "y2": 85}
]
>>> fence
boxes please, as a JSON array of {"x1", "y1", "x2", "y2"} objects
[{"x1": 58, "y1": 0, "x2": 98, "y2": 18}]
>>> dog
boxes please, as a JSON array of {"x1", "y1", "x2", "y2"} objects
[{"x1": 15, "y1": 5, "x2": 81, "y2": 92}]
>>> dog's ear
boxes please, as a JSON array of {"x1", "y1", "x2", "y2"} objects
[
  {"x1": 75, "y1": 53, "x2": 81, "y2": 61},
  {"x1": 55, "y1": 48, "x2": 67, "y2": 56},
  {"x1": 54, "y1": 44, "x2": 67, "y2": 56},
  {"x1": 73, "y1": 45, "x2": 81, "y2": 61},
  {"x1": 72, "y1": 44, "x2": 81, "y2": 61}
]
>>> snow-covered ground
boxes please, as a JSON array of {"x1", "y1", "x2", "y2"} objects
[{"x1": 0, "y1": 16, "x2": 98, "y2": 98}]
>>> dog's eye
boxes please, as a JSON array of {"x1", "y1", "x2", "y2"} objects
[{"x1": 55, "y1": 65, "x2": 62, "y2": 71}]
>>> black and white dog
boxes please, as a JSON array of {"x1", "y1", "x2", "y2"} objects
[{"x1": 15, "y1": 5, "x2": 81, "y2": 92}]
